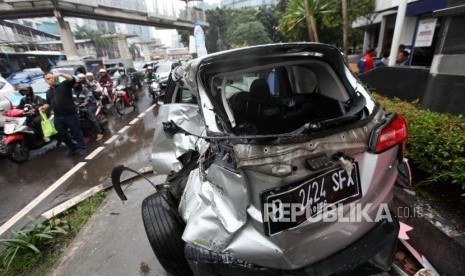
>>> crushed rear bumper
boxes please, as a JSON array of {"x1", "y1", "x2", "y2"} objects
[{"x1": 185, "y1": 217, "x2": 399, "y2": 276}]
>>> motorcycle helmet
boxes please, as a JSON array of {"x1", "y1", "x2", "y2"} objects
[
  {"x1": 99, "y1": 68, "x2": 107, "y2": 74},
  {"x1": 77, "y1": 73, "x2": 86, "y2": 82},
  {"x1": 18, "y1": 85, "x2": 34, "y2": 97},
  {"x1": 147, "y1": 66, "x2": 153, "y2": 70},
  {"x1": 86, "y1": 72, "x2": 94, "y2": 78}
]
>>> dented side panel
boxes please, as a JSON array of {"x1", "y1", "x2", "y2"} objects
[{"x1": 149, "y1": 104, "x2": 206, "y2": 174}]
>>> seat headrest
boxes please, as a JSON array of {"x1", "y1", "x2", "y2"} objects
[{"x1": 249, "y1": 79, "x2": 270, "y2": 100}]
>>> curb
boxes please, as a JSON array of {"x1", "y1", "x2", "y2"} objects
[
  {"x1": 389, "y1": 186, "x2": 465, "y2": 275},
  {"x1": 40, "y1": 165, "x2": 154, "y2": 220}
]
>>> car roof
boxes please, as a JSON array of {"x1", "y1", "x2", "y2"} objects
[{"x1": 183, "y1": 43, "x2": 351, "y2": 97}]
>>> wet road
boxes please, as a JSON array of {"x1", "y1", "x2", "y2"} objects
[{"x1": 0, "y1": 87, "x2": 159, "y2": 236}]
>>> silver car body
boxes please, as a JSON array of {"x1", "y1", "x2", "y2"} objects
[{"x1": 150, "y1": 43, "x2": 400, "y2": 270}]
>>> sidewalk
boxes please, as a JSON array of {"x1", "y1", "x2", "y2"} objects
[
  {"x1": 50, "y1": 175, "x2": 169, "y2": 276},
  {"x1": 49, "y1": 174, "x2": 465, "y2": 275}
]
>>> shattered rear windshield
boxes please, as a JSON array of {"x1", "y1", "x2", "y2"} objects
[{"x1": 206, "y1": 61, "x2": 355, "y2": 136}]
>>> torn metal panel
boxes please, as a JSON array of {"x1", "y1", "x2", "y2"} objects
[
  {"x1": 233, "y1": 122, "x2": 375, "y2": 169},
  {"x1": 181, "y1": 169, "x2": 234, "y2": 251},
  {"x1": 150, "y1": 104, "x2": 207, "y2": 174},
  {"x1": 181, "y1": 164, "x2": 249, "y2": 251}
]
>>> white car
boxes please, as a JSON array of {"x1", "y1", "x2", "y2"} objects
[{"x1": 0, "y1": 76, "x2": 16, "y2": 121}]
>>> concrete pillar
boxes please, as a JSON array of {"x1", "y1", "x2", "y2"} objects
[
  {"x1": 376, "y1": 16, "x2": 387, "y2": 58},
  {"x1": 140, "y1": 43, "x2": 151, "y2": 61},
  {"x1": 116, "y1": 34, "x2": 131, "y2": 59},
  {"x1": 362, "y1": 31, "x2": 369, "y2": 54},
  {"x1": 55, "y1": 13, "x2": 79, "y2": 60},
  {"x1": 388, "y1": 0, "x2": 408, "y2": 66}
]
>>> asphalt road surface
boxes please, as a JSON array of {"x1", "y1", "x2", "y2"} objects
[{"x1": 0, "y1": 86, "x2": 159, "y2": 237}]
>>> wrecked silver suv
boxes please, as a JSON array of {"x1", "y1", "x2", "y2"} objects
[{"x1": 112, "y1": 43, "x2": 410, "y2": 275}]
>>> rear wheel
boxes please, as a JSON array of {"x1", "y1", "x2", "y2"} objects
[
  {"x1": 0, "y1": 134, "x2": 7, "y2": 156},
  {"x1": 115, "y1": 99, "x2": 126, "y2": 115},
  {"x1": 141, "y1": 190, "x2": 192, "y2": 276},
  {"x1": 6, "y1": 141, "x2": 29, "y2": 163}
]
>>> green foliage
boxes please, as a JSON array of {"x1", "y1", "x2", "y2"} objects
[
  {"x1": 0, "y1": 216, "x2": 68, "y2": 274},
  {"x1": 255, "y1": 6, "x2": 288, "y2": 43},
  {"x1": 228, "y1": 21, "x2": 272, "y2": 48},
  {"x1": 73, "y1": 24, "x2": 110, "y2": 58},
  {"x1": 0, "y1": 191, "x2": 108, "y2": 275},
  {"x1": 373, "y1": 94, "x2": 465, "y2": 189}
]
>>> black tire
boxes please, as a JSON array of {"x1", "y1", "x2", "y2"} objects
[
  {"x1": 6, "y1": 141, "x2": 29, "y2": 163},
  {"x1": 0, "y1": 134, "x2": 7, "y2": 156},
  {"x1": 142, "y1": 190, "x2": 192, "y2": 276},
  {"x1": 115, "y1": 99, "x2": 126, "y2": 115}
]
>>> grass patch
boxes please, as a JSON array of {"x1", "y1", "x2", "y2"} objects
[{"x1": 0, "y1": 190, "x2": 108, "y2": 276}]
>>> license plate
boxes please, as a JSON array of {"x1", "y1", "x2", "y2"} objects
[{"x1": 261, "y1": 162, "x2": 361, "y2": 236}]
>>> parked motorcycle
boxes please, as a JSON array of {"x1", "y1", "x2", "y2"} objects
[
  {"x1": 0, "y1": 105, "x2": 54, "y2": 163},
  {"x1": 113, "y1": 85, "x2": 136, "y2": 115}
]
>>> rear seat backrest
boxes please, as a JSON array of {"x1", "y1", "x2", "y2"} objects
[{"x1": 246, "y1": 79, "x2": 271, "y2": 118}]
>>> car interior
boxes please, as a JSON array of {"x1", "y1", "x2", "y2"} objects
[{"x1": 206, "y1": 61, "x2": 350, "y2": 135}]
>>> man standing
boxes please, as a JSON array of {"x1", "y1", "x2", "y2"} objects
[
  {"x1": 363, "y1": 48, "x2": 376, "y2": 72},
  {"x1": 39, "y1": 72, "x2": 86, "y2": 156}
]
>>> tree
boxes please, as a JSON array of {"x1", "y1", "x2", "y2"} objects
[
  {"x1": 342, "y1": 0, "x2": 348, "y2": 56},
  {"x1": 350, "y1": 0, "x2": 377, "y2": 49},
  {"x1": 278, "y1": 0, "x2": 333, "y2": 42},
  {"x1": 255, "y1": 6, "x2": 288, "y2": 43},
  {"x1": 73, "y1": 24, "x2": 110, "y2": 58},
  {"x1": 228, "y1": 21, "x2": 272, "y2": 48},
  {"x1": 128, "y1": 43, "x2": 140, "y2": 60}
]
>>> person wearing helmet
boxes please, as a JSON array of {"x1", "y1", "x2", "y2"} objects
[
  {"x1": 98, "y1": 68, "x2": 113, "y2": 99},
  {"x1": 86, "y1": 72, "x2": 103, "y2": 99},
  {"x1": 73, "y1": 79, "x2": 103, "y2": 140},
  {"x1": 17, "y1": 85, "x2": 47, "y2": 141},
  {"x1": 17, "y1": 85, "x2": 46, "y2": 110},
  {"x1": 114, "y1": 67, "x2": 136, "y2": 100},
  {"x1": 144, "y1": 66, "x2": 157, "y2": 83},
  {"x1": 77, "y1": 73, "x2": 87, "y2": 86}
]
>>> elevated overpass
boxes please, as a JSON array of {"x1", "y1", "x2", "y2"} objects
[
  {"x1": 0, "y1": 0, "x2": 208, "y2": 59},
  {"x1": 0, "y1": 0, "x2": 207, "y2": 30}
]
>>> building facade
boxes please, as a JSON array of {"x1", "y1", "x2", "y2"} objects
[{"x1": 357, "y1": 0, "x2": 465, "y2": 116}]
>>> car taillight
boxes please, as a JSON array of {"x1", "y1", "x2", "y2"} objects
[{"x1": 371, "y1": 114, "x2": 408, "y2": 154}]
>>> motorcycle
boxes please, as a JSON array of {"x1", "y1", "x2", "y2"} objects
[
  {"x1": 145, "y1": 78, "x2": 163, "y2": 104},
  {"x1": 113, "y1": 85, "x2": 136, "y2": 115},
  {"x1": 75, "y1": 94, "x2": 107, "y2": 137},
  {"x1": 0, "y1": 105, "x2": 54, "y2": 163},
  {"x1": 100, "y1": 81, "x2": 113, "y2": 106}
]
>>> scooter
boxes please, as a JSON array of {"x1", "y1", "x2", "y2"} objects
[
  {"x1": 0, "y1": 105, "x2": 54, "y2": 163},
  {"x1": 145, "y1": 78, "x2": 161, "y2": 103},
  {"x1": 113, "y1": 85, "x2": 136, "y2": 115}
]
